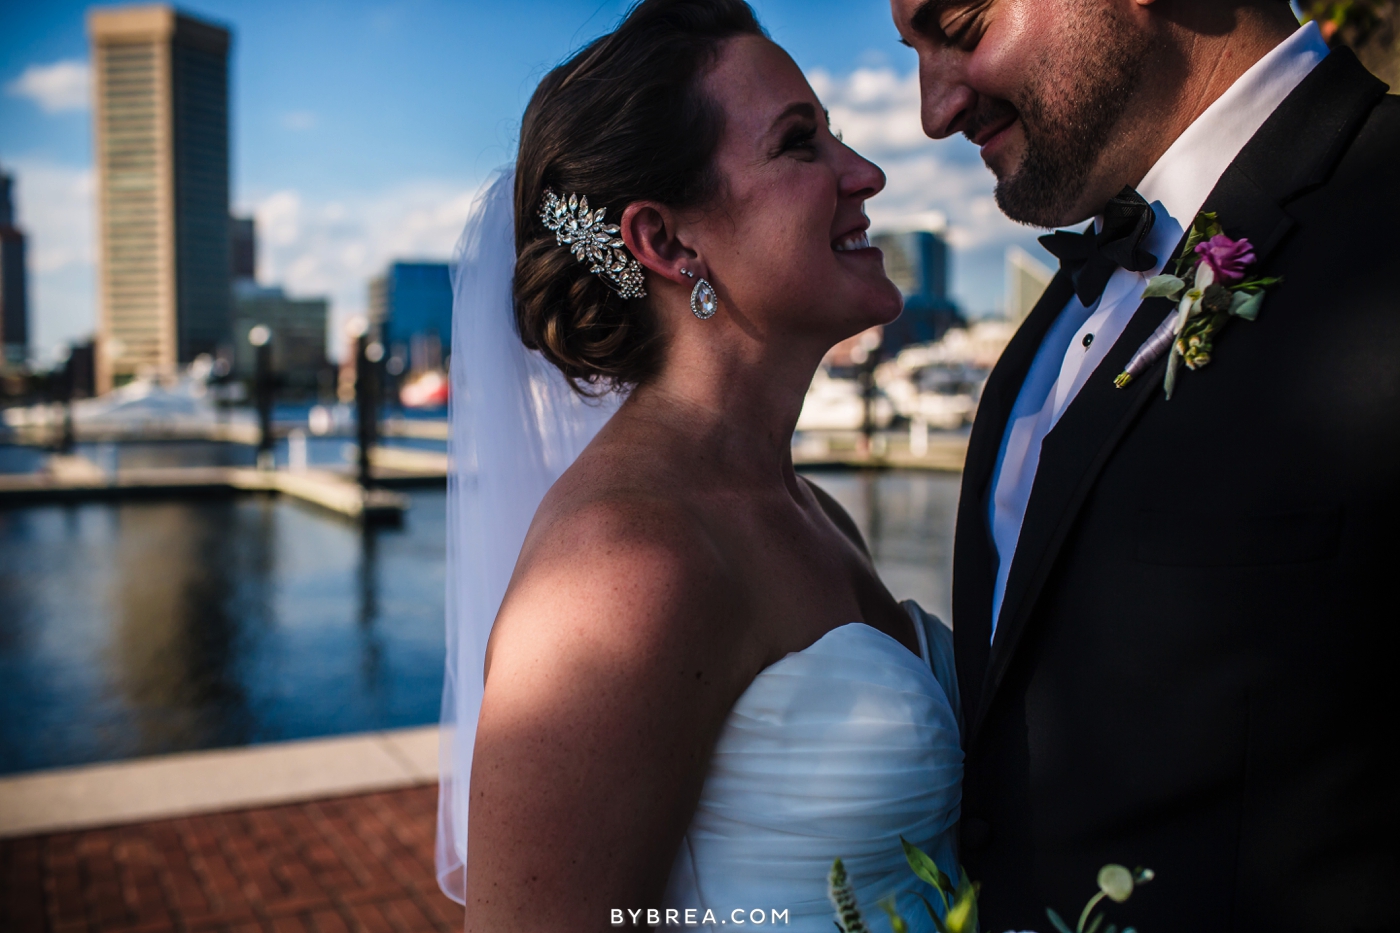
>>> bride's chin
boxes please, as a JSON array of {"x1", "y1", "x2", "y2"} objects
[{"x1": 861, "y1": 286, "x2": 906, "y2": 326}]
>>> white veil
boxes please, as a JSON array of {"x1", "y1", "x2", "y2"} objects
[{"x1": 436, "y1": 168, "x2": 621, "y2": 903}]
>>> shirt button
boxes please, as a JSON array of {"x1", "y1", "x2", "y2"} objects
[{"x1": 1082, "y1": 333, "x2": 1094, "y2": 348}]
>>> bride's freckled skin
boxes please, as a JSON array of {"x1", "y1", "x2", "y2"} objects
[{"x1": 465, "y1": 31, "x2": 928, "y2": 933}]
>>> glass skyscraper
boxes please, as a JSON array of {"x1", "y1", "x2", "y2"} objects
[
  {"x1": 872, "y1": 230, "x2": 963, "y2": 353},
  {"x1": 369, "y1": 262, "x2": 454, "y2": 375},
  {"x1": 89, "y1": 6, "x2": 231, "y2": 391}
]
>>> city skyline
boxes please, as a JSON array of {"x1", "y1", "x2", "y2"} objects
[{"x1": 2, "y1": 0, "x2": 1054, "y2": 368}]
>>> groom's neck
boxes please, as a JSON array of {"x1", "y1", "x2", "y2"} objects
[{"x1": 1076, "y1": 3, "x2": 1301, "y2": 221}]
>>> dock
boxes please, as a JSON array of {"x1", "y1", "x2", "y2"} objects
[{"x1": 0, "y1": 445, "x2": 450, "y2": 524}]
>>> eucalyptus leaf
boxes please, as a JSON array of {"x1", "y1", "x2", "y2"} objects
[
  {"x1": 1232, "y1": 291, "x2": 1265, "y2": 321},
  {"x1": 1164, "y1": 344, "x2": 1182, "y2": 399},
  {"x1": 1046, "y1": 908, "x2": 1075, "y2": 933},
  {"x1": 902, "y1": 836, "x2": 954, "y2": 896},
  {"x1": 1142, "y1": 274, "x2": 1185, "y2": 300}
]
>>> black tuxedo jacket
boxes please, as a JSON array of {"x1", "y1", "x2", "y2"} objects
[{"x1": 954, "y1": 48, "x2": 1400, "y2": 932}]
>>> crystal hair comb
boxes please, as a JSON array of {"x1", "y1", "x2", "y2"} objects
[{"x1": 539, "y1": 190, "x2": 648, "y2": 299}]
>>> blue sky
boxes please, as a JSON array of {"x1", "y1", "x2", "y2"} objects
[{"x1": 1, "y1": 0, "x2": 1050, "y2": 364}]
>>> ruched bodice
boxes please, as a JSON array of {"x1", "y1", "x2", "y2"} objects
[{"x1": 662, "y1": 602, "x2": 963, "y2": 932}]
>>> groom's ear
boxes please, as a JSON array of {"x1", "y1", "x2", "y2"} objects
[{"x1": 620, "y1": 201, "x2": 698, "y2": 287}]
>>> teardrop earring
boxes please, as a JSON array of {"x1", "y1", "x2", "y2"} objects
[{"x1": 681, "y1": 269, "x2": 718, "y2": 320}]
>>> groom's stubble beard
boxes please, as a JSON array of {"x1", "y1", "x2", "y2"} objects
[{"x1": 982, "y1": 5, "x2": 1153, "y2": 228}]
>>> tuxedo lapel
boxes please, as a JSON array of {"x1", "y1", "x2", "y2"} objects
[
  {"x1": 953, "y1": 272, "x2": 1074, "y2": 733},
  {"x1": 967, "y1": 47, "x2": 1387, "y2": 738}
]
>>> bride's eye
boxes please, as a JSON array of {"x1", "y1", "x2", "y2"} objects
[{"x1": 778, "y1": 125, "x2": 819, "y2": 159}]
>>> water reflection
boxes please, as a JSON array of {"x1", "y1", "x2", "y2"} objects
[
  {"x1": 0, "y1": 491, "x2": 448, "y2": 775},
  {"x1": 0, "y1": 470, "x2": 951, "y2": 775}
]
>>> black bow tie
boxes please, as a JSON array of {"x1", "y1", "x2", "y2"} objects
[{"x1": 1038, "y1": 186, "x2": 1158, "y2": 307}]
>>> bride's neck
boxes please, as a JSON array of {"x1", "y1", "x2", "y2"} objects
[{"x1": 622, "y1": 333, "x2": 825, "y2": 491}]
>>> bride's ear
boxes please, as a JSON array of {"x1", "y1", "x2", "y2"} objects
[{"x1": 620, "y1": 201, "x2": 698, "y2": 286}]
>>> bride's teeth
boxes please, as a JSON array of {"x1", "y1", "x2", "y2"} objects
[{"x1": 834, "y1": 232, "x2": 870, "y2": 252}]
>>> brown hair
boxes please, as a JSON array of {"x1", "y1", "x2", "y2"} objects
[{"x1": 514, "y1": 0, "x2": 765, "y2": 394}]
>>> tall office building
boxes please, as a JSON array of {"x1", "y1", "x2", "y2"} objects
[
  {"x1": 369, "y1": 262, "x2": 454, "y2": 374},
  {"x1": 0, "y1": 167, "x2": 28, "y2": 365},
  {"x1": 89, "y1": 6, "x2": 232, "y2": 392},
  {"x1": 872, "y1": 230, "x2": 963, "y2": 353}
]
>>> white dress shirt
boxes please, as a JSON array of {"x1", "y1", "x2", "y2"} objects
[{"x1": 986, "y1": 22, "x2": 1331, "y2": 641}]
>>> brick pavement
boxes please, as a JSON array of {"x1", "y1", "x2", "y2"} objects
[{"x1": 0, "y1": 784, "x2": 465, "y2": 933}]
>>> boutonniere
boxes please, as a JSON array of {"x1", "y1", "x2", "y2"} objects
[{"x1": 1114, "y1": 212, "x2": 1281, "y2": 398}]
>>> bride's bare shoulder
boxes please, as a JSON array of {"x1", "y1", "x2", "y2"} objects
[{"x1": 488, "y1": 441, "x2": 744, "y2": 685}]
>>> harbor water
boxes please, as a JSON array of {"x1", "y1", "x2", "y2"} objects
[{"x1": 0, "y1": 459, "x2": 959, "y2": 776}]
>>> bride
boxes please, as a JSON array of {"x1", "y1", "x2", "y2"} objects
[{"x1": 436, "y1": 1, "x2": 962, "y2": 929}]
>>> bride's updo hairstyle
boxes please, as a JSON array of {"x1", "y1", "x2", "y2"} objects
[{"x1": 514, "y1": 0, "x2": 764, "y2": 393}]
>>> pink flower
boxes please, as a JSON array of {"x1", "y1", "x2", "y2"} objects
[{"x1": 1194, "y1": 234, "x2": 1256, "y2": 284}]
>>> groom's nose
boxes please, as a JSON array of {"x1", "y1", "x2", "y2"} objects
[{"x1": 918, "y1": 55, "x2": 979, "y2": 140}]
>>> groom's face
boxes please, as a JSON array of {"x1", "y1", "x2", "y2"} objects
[{"x1": 892, "y1": 0, "x2": 1152, "y2": 228}]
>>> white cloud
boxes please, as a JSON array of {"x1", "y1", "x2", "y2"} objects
[
  {"x1": 245, "y1": 177, "x2": 484, "y2": 356},
  {"x1": 808, "y1": 64, "x2": 1055, "y2": 315},
  {"x1": 6, "y1": 60, "x2": 90, "y2": 114},
  {"x1": 1, "y1": 151, "x2": 481, "y2": 365}
]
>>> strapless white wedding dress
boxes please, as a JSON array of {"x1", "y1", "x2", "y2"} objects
[{"x1": 662, "y1": 602, "x2": 963, "y2": 933}]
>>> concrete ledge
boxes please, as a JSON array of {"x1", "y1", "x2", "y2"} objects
[{"x1": 0, "y1": 725, "x2": 439, "y2": 838}]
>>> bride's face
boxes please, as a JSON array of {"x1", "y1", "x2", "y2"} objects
[{"x1": 691, "y1": 36, "x2": 903, "y2": 341}]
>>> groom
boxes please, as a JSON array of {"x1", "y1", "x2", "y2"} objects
[{"x1": 893, "y1": 0, "x2": 1400, "y2": 929}]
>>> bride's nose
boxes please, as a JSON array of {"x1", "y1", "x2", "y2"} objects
[{"x1": 839, "y1": 148, "x2": 886, "y2": 201}]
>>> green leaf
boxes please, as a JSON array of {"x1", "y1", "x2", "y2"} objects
[
  {"x1": 1085, "y1": 913, "x2": 1104, "y2": 933},
  {"x1": 1046, "y1": 907, "x2": 1076, "y2": 933},
  {"x1": 879, "y1": 897, "x2": 911, "y2": 933},
  {"x1": 1233, "y1": 276, "x2": 1281, "y2": 290},
  {"x1": 901, "y1": 836, "x2": 954, "y2": 896},
  {"x1": 1164, "y1": 343, "x2": 1182, "y2": 399},
  {"x1": 1098, "y1": 865, "x2": 1135, "y2": 903},
  {"x1": 1231, "y1": 290, "x2": 1265, "y2": 321},
  {"x1": 1175, "y1": 212, "x2": 1220, "y2": 275},
  {"x1": 1141, "y1": 274, "x2": 1185, "y2": 300},
  {"x1": 945, "y1": 882, "x2": 978, "y2": 933}
]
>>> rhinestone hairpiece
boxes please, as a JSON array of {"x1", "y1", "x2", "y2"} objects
[{"x1": 539, "y1": 190, "x2": 647, "y2": 299}]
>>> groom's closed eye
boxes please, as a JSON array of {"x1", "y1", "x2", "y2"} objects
[{"x1": 907, "y1": 0, "x2": 989, "y2": 50}]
